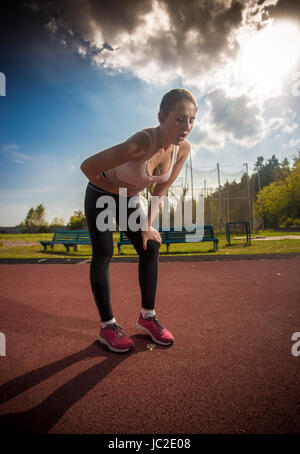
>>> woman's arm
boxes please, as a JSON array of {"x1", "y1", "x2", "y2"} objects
[{"x1": 80, "y1": 131, "x2": 151, "y2": 183}]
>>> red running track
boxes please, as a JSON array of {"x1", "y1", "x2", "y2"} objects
[{"x1": 0, "y1": 259, "x2": 299, "y2": 434}]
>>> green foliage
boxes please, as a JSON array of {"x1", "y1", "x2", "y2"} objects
[
  {"x1": 67, "y1": 210, "x2": 86, "y2": 230},
  {"x1": 280, "y1": 218, "x2": 300, "y2": 228},
  {"x1": 252, "y1": 154, "x2": 282, "y2": 196},
  {"x1": 18, "y1": 204, "x2": 49, "y2": 233},
  {"x1": 256, "y1": 156, "x2": 300, "y2": 228}
]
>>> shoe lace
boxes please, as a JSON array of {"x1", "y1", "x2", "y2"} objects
[
  {"x1": 109, "y1": 323, "x2": 125, "y2": 338},
  {"x1": 147, "y1": 315, "x2": 164, "y2": 331}
]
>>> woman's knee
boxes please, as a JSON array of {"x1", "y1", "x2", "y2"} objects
[{"x1": 140, "y1": 239, "x2": 160, "y2": 259}]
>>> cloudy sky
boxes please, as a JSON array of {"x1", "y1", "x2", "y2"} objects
[{"x1": 1, "y1": 0, "x2": 300, "y2": 226}]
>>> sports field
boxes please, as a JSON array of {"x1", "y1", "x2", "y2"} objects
[{"x1": 0, "y1": 258, "x2": 299, "y2": 434}]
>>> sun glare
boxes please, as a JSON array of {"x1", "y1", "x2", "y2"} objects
[{"x1": 237, "y1": 20, "x2": 300, "y2": 99}]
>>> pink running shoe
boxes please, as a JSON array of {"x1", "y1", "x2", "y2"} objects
[
  {"x1": 137, "y1": 313, "x2": 174, "y2": 346},
  {"x1": 98, "y1": 323, "x2": 134, "y2": 353}
]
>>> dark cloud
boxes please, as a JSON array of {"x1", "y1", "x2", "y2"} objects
[
  {"x1": 3, "y1": 0, "x2": 299, "y2": 83},
  {"x1": 261, "y1": 0, "x2": 300, "y2": 23},
  {"x1": 2, "y1": 1, "x2": 300, "y2": 70},
  {"x1": 160, "y1": 0, "x2": 244, "y2": 59},
  {"x1": 0, "y1": 1, "x2": 247, "y2": 71},
  {"x1": 44, "y1": 0, "x2": 153, "y2": 50}
]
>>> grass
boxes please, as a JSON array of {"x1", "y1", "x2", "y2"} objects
[{"x1": 0, "y1": 230, "x2": 300, "y2": 259}]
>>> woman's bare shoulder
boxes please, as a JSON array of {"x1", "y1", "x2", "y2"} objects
[{"x1": 125, "y1": 128, "x2": 153, "y2": 153}]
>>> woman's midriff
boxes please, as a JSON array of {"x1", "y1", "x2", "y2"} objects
[
  {"x1": 88, "y1": 173, "x2": 141, "y2": 197},
  {"x1": 88, "y1": 172, "x2": 120, "y2": 195}
]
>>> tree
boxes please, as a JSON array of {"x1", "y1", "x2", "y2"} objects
[
  {"x1": 255, "y1": 181, "x2": 288, "y2": 227},
  {"x1": 273, "y1": 157, "x2": 290, "y2": 182},
  {"x1": 18, "y1": 204, "x2": 49, "y2": 232},
  {"x1": 255, "y1": 156, "x2": 300, "y2": 228},
  {"x1": 50, "y1": 217, "x2": 65, "y2": 227},
  {"x1": 67, "y1": 210, "x2": 86, "y2": 229},
  {"x1": 253, "y1": 156, "x2": 264, "y2": 171},
  {"x1": 252, "y1": 154, "x2": 280, "y2": 192}
]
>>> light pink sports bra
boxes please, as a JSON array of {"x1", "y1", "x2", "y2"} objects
[{"x1": 102, "y1": 128, "x2": 179, "y2": 196}]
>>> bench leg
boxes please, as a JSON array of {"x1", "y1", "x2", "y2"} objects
[
  {"x1": 64, "y1": 244, "x2": 70, "y2": 253},
  {"x1": 51, "y1": 244, "x2": 54, "y2": 250},
  {"x1": 74, "y1": 245, "x2": 78, "y2": 252},
  {"x1": 118, "y1": 245, "x2": 121, "y2": 255}
]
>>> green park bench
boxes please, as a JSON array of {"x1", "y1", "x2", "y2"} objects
[
  {"x1": 41, "y1": 226, "x2": 219, "y2": 254},
  {"x1": 117, "y1": 225, "x2": 219, "y2": 254},
  {"x1": 40, "y1": 230, "x2": 91, "y2": 253}
]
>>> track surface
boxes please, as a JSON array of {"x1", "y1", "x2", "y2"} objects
[{"x1": 0, "y1": 258, "x2": 299, "y2": 434}]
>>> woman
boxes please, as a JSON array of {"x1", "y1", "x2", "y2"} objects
[{"x1": 81, "y1": 88, "x2": 198, "y2": 353}]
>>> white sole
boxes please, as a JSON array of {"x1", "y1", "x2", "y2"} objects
[
  {"x1": 136, "y1": 322, "x2": 174, "y2": 346},
  {"x1": 98, "y1": 335, "x2": 132, "y2": 353}
]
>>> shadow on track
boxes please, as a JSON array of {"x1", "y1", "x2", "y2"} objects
[{"x1": 0, "y1": 298, "x2": 169, "y2": 434}]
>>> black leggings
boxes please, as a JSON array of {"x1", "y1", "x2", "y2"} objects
[{"x1": 84, "y1": 182, "x2": 160, "y2": 322}]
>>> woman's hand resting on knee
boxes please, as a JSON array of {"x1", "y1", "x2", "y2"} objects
[{"x1": 141, "y1": 226, "x2": 162, "y2": 250}]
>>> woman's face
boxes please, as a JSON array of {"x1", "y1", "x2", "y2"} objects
[{"x1": 159, "y1": 100, "x2": 197, "y2": 145}]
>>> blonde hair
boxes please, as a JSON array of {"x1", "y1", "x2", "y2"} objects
[{"x1": 159, "y1": 88, "x2": 198, "y2": 118}]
